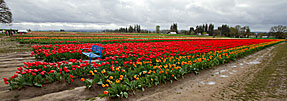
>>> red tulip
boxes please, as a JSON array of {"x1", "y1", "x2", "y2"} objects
[
  {"x1": 69, "y1": 74, "x2": 74, "y2": 78},
  {"x1": 63, "y1": 67, "x2": 67, "y2": 71},
  {"x1": 33, "y1": 69, "x2": 38, "y2": 72},
  {"x1": 3, "y1": 78, "x2": 7, "y2": 82},
  {"x1": 104, "y1": 91, "x2": 108, "y2": 95},
  {"x1": 16, "y1": 71, "x2": 20, "y2": 74},
  {"x1": 32, "y1": 73, "x2": 36, "y2": 76},
  {"x1": 17, "y1": 67, "x2": 22, "y2": 71},
  {"x1": 49, "y1": 70, "x2": 55, "y2": 74}
]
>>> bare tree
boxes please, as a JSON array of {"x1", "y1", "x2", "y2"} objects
[
  {"x1": 239, "y1": 26, "x2": 246, "y2": 37},
  {"x1": 0, "y1": 0, "x2": 12, "y2": 24},
  {"x1": 270, "y1": 25, "x2": 287, "y2": 39},
  {"x1": 229, "y1": 27, "x2": 238, "y2": 38},
  {"x1": 234, "y1": 25, "x2": 241, "y2": 37},
  {"x1": 245, "y1": 26, "x2": 251, "y2": 38},
  {"x1": 270, "y1": 25, "x2": 287, "y2": 33}
]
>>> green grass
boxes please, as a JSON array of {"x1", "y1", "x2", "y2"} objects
[{"x1": 0, "y1": 33, "x2": 6, "y2": 37}]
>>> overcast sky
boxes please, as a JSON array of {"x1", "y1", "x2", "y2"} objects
[{"x1": 1, "y1": 0, "x2": 287, "y2": 32}]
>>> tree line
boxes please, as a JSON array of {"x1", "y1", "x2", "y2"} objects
[
  {"x1": 104, "y1": 24, "x2": 151, "y2": 33},
  {"x1": 168, "y1": 23, "x2": 286, "y2": 39}
]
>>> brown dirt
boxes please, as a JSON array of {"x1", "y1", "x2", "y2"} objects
[
  {"x1": 213, "y1": 42, "x2": 287, "y2": 101},
  {"x1": 0, "y1": 42, "x2": 286, "y2": 101},
  {"x1": 0, "y1": 37, "x2": 31, "y2": 53}
]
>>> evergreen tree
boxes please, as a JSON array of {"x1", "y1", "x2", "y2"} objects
[
  {"x1": 205, "y1": 24, "x2": 208, "y2": 32},
  {"x1": 203, "y1": 24, "x2": 205, "y2": 32},
  {"x1": 221, "y1": 24, "x2": 230, "y2": 37},
  {"x1": 189, "y1": 27, "x2": 195, "y2": 35},
  {"x1": 156, "y1": 25, "x2": 160, "y2": 33},
  {"x1": 208, "y1": 24, "x2": 214, "y2": 36},
  {"x1": 128, "y1": 25, "x2": 134, "y2": 33},
  {"x1": 170, "y1": 23, "x2": 178, "y2": 33},
  {"x1": 137, "y1": 25, "x2": 141, "y2": 32}
]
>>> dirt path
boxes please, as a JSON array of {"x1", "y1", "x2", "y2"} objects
[
  {"x1": 213, "y1": 42, "x2": 287, "y2": 101},
  {"x1": 1, "y1": 42, "x2": 286, "y2": 101}
]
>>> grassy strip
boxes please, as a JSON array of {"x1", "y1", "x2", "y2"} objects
[
  {"x1": 0, "y1": 37, "x2": 31, "y2": 53},
  {"x1": 0, "y1": 48, "x2": 31, "y2": 53}
]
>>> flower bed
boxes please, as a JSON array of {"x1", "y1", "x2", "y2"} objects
[
  {"x1": 31, "y1": 39, "x2": 278, "y2": 62},
  {"x1": 3, "y1": 39, "x2": 282, "y2": 98}
]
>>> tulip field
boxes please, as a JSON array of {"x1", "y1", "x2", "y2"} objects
[
  {"x1": 2, "y1": 33, "x2": 284, "y2": 98},
  {"x1": 12, "y1": 32, "x2": 223, "y2": 44}
]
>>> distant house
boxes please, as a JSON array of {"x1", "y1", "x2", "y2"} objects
[
  {"x1": 168, "y1": 32, "x2": 177, "y2": 34},
  {"x1": 18, "y1": 30, "x2": 28, "y2": 35},
  {"x1": 159, "y1": 30, "x2": 169, "y2": 34}
]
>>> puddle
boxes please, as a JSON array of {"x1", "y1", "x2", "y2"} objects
[
  {"x1": 214, "y1": 72, "x2": 219, "y2": 75},
  {"x1": 207, "y1": 81, "x2": 216, "y2": 85},
  {"x1": 200, "y1": 81, "x2": 205, "y2": 85},
  {"x1": 231, "y1": 65, "x2": 237, "y2": 68},
  {"x1": 200, "y1": 81, "x2": 216, "y2": 85},
  {"x1": 219, "y1": 75, "x2": 229, "y2": 78},
  {"x1": 246, "y1": 61, "x2": 261, "y2": 65},
  {"x1": 220, "y1": 69, "x2": 227, "y2": 73},
  {"x1": 15, "y1": 58, "x2": 24, "y2": 59}
]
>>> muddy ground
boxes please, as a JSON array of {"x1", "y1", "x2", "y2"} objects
[
  {"x1": 0, "y1": 36, "x2": 31, "y2": 53},
  {"x1": 0, "y1": 37, "x2": 286, "y2": 101}
]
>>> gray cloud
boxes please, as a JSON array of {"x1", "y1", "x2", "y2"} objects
[{"x1": 1, "y1": 0, "x2": 287, "y2": 31}]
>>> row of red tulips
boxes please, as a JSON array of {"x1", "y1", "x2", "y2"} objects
[{"x1": 31, "y1": 39, "x2": 279, "y2": 62}]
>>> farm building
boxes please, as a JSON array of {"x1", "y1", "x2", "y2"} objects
[
  {"x1": 168, "y1": 32, "x2": 177, "y2": 34},
  {"x1": 0, "y1": 29, "x2": 18, "y2": 36},
  {"x1": 18, "y1": 30, "x2": 29, "y2": 35}
]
